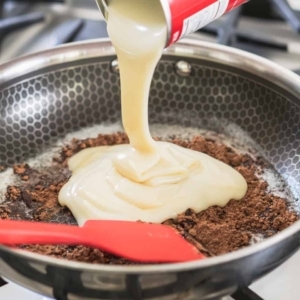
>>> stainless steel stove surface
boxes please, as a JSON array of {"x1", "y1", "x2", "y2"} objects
[{"x1": 1, "y1": 0, "x2": 300, "y2": 299}]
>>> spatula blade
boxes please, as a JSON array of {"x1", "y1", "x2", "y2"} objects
[{"x1": 83, "y1": 220, "x2": 204, "y2": 262}]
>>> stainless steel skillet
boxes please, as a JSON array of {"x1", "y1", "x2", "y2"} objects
[{"x1": 0, "y1": 38, "x2": 300, "y2": 299}]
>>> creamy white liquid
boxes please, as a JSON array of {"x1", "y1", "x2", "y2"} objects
[
  {"x1": 59, "y1": 0, "x2": 247, "y2": 225},
  {"x1": 107, "y1": 0, "x2": 167, "y2": 153},
  {"x1": 59, "y1": 143, "x2": 247, "y2": 226}
]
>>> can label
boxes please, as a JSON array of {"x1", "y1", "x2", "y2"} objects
[{"x1": 166, "y1": 0, "x2": 248, "y2": 45}]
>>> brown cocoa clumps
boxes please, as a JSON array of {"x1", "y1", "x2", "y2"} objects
[
  {"x1": 13, "y1": 164, "x2": 29, "y2": 175},
  {"x1": 13, "y1": 164, "x2": 35, "y2": 181},
  {"x1": 6, "y1": 186, "x2": 21, "y2": 201},
  {"x1": 1, "y1": 132, "x2": 298, "y2": 264},
  {"x1": 54, "y1": 133, "x2": 129, "y2": 166},
  {"x1": 19, "y1": 244, "x2": 138, "y2": 265},
  {"x1": 0, "y1": 206, "x2": 11, "y2": 220}
]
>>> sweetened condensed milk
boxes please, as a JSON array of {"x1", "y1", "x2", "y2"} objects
[{"x1": 59, "y1": 0, "x2": 247, "y2": 226}]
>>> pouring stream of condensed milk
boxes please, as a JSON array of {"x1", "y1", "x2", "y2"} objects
[{"x1": 59, "y1": 0, "x2": 247, "y2": 226}]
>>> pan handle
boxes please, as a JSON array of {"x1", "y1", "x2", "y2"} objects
[
  {"x1": 232, "y1": 287, "x2": 264, "y2": 300},
  {"x1": 0, "y1": 277, "x2": 6, "y2": 288}
]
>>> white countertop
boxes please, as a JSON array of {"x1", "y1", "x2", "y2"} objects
[{"x1": 288, "y1": 0, "x2": 300, "y2": 10}]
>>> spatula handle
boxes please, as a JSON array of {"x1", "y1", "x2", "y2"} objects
[{"x1": 0, "y1": 220, "x2": 83, "y2": 246}]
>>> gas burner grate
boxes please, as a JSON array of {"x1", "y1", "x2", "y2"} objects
[
  {"x1": 271, "y1": 0, "x2": 300, "y2": 32},
  {"x1": 200, "y1": 0, "x2": 300, "y2": 47},
  {"x1": 0, "y1": 12, "x2": 45, "y2": 43},
  {"x1": 0, "y1": 1, "x2": 67, "y2": 52}
]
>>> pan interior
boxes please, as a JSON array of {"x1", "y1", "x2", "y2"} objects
[{"x1": 0, "y1": 55, "x2": 299, "y2": 214}]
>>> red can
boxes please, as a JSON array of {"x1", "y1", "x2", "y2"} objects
[
  {"x1": 164, "y1": 0, "x2": 248, "y2": 46},
  {"x1": 96, "y1": 0, "x2": 248, "y2": 47}
]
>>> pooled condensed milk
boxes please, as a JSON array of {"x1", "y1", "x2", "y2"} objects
[{"x1": 59, "y1": 0, "x2": 247, "y2": 226}]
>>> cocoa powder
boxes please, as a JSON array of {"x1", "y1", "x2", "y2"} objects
[{"x1": 1, "y1": 133, "x2": 298, "y2": 264}]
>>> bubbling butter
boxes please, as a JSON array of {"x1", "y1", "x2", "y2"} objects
[{"x1": 58, "y1": 0, "x2": 248, "y2": 225}]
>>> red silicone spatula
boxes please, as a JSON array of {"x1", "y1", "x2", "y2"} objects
[{"x1": 0, "y1": 219, "x2": 204, "y2": 263}]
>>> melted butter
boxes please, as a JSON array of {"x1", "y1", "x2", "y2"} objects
[{"x1": 58, "y1": 0, "x2": 247, "y2": 225}]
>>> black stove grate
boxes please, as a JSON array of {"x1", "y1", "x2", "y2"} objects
[
  {"x1": 201, "y1": 0, "x2": 300, "y2": 47},
  {"x1": 0, "y1": 0, "x2": 65, "y2": 54},
  {"x1": 0, "y1": 12, "x2": 45, "y2": 43}
]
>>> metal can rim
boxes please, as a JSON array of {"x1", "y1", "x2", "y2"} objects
[
  {"x1": 95, "y1": 0, "x2": 172, "y2": 48},
  {"x1": 95, "y1": 0, "x2": 109, "y2": 20},
  {"x1": 159, "y1": 0, "x2": 172, "y2": 47}
]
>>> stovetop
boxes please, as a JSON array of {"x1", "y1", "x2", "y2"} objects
[
  {"x1": 1, "y1": 0, "x2": 300, "y2": 72},
  {"x1": 0, "y1": 0, "x2": 300, "y2": 299}
]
